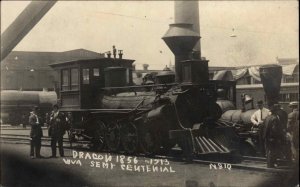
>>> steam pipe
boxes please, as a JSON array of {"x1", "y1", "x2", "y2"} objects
[{"x1": 174, "y1": 1, "x2": 201, "y2": 55}]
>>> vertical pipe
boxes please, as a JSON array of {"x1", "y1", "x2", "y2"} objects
[
  {"x1": 174, "y1": 1, "x2": 201, "y2": 55},
  {"x1": 1, "y1": 1, "x2": 57, "y2": 62}
]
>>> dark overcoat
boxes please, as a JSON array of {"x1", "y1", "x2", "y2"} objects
[
  {"x1": 29, "y1": 112, "x2": 43, "y2": 138},
  {"x1": 49, "y1": 111, "x2": 66, "y2": 138}
]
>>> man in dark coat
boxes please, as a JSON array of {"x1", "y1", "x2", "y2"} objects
[
  {"x1": 29, "y1": 106, "x2": 43, "y2": 158},
  {"x1": 263, "y1": 104, "x2": 286, "y2": 168},
  {"x1": 49, "y1": 104, "x2": 66, "y2": 158}
]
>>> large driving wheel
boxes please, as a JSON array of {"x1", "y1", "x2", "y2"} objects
[
  {"x1": 92, "y1": 120, "x2": 106, "y2": 151},
  {"x1": 139, "y1": 127, "x2": 159, "y2": 155},
  {"x1": 105, "y1": 121, "x2": 121, "y2": 152},
  {"x1": 121, "y1": 122, "x2": 139, "y2": 154}
]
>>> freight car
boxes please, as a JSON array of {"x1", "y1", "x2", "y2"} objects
[
  {"x1": 235, "y1": 82, "x2": 299, "y2": 113},
  {"x1": 0, "y1": 90, "x2": 57, "y2": 125},
  {"x1": 49, "y1": 23, "x2": 242, "y2": 161}
]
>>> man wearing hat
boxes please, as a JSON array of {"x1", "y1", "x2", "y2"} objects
[
  {"x1": 264, "y1": 104, "x2": 286, "y2": 168},
  {"x1": 29, "y1": 106, "x2": 43, "y2": 159},
  {"x1": 251, "y1": 100, "x2": 270, "y2": 155},
  {"x1": 251, "y1": 100, "x2": 270, "y2": 128},
  {"x1": 287, "y1": 101, "x2": 299, "y2": 164},
  {"x1": 49, "y1": 104, "x2": 66, "y2": 158}
]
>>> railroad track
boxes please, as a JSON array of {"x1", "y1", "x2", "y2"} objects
[{"x1": 0, "y1": 134, "x2": 294, "y2": 173}]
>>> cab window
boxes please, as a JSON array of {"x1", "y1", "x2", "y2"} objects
[
  {"x1": 93, "y1": 68, "x2": 100, "y2": 77},
  {"x1": 71, "y1": 68, "x2": 79, "y2": 90},
  {"x1": 82, "y1": 68, "x2": 90, "y2": 84},
  {"x1": 62, "y1": 69, "x2": 69, "y2": 91}
]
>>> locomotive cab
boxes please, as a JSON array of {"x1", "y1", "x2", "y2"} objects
[{"x1": 49, "y1": 58, "x2": 134, "y2": 110}]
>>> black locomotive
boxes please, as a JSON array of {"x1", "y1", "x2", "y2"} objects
[{"x1": 49, "y1": 23, "x2": 241, "y2": 161}]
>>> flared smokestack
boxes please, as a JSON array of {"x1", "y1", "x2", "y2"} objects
[
  {"x1": 259, "y1": 65, "x2": 282, "y2": 107},
  {"x1": 162, "y1": 23, "x2": 200, "y2": 82},
  {"x1": 175, "y1": 1, "x2": 201, "y2": 55}
]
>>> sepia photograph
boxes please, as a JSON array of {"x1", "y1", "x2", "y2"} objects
[{"x1": 0, "y1": 1, "x2": 299, "y2": 187}]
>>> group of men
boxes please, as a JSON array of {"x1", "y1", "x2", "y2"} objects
[
  {"x1": 29, "y1": 104, "x2": 67, "y2": 159},
  {"x1": 251, "y1": 100, "x2": 299, "y2": 168}
]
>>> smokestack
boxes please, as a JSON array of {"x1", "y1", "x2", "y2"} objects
[
  {"x1": 175, "y1": 1, "x2": 201, "y2": 56},
  {"x1": 259, "y1": 64, "x2": 282, "y2": 107},
  {"x1": 162, "y1": 23, "x2": 200, "y2": 82}
]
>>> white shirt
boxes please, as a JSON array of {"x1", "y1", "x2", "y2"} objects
[{"x1": 251, "y1": 107, "x2": 270, "y2": 126}]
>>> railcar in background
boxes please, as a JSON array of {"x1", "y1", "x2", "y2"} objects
[
  {"x1": 0, "y1": 90, "x2": 57, "y2": 125},
  {"x1": 236, "y1": 83, "x2": 299, "y2": 113}
]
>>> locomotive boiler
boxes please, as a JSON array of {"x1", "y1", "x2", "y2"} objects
[{"x1": 49, "y1": 22, "x2": 241, "y2": 161}]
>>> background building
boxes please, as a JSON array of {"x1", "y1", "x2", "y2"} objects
[{"x1": 1, "y1": 49, "x2": 104, "y2": 90}]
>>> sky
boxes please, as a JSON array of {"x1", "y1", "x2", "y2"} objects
[{"x1": 1, "y1": 1, "x2": 299, "y2": 70}]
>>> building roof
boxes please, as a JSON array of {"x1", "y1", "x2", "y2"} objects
[
  {"x1": 49, "y1": 58, "x2": 135, "y2": 68},
  {"x1": 276, "y1": 57, "x2": 299, "y2": 65},
  {"x1": 1, "y1": 49, "x2": 104, "y2": 70}
]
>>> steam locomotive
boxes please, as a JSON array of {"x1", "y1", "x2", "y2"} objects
[{"x1": 49, "y1": 23, "x2": 242, "y2": 160}]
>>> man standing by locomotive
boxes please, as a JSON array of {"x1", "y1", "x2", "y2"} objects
[
  {"x1": 251, "y1": 100, "x2": 270, "y2": 128},
  {"x1": 251, "y1": 100, "x2": 270, "y2": 155},
  {"x1": 29, "y1": 106, "x2": 43, "y2": 159},
  {"x1": 49, "y1": 104, "x2": 66, "y2": 158},
  {"x1": 264, "y1": 104, "x2": 286, "y2": 168},
  {"x1": 287, "y1": 101, "x2": 299, "y2": 165}
]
